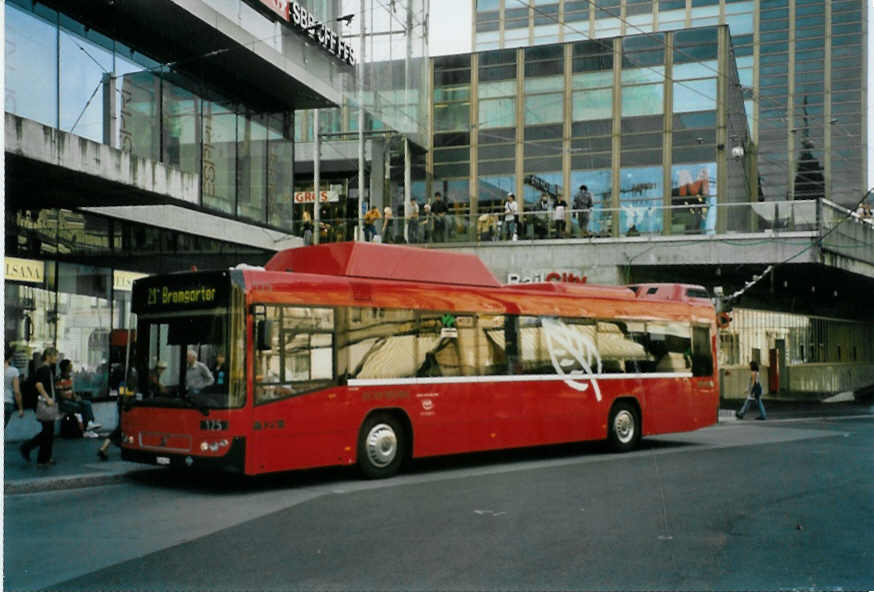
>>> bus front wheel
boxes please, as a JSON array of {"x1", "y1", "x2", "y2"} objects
[
  {"x1": 357, "y1": 413, "x2": 405, "y2": 479},
  {"x1": 608, "y1": 401, "x2": 641, "y2": 452}
]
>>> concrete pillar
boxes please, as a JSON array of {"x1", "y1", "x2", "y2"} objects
[
  {"x1": 313, "y1": 108, "x2": 320, "y2": 245},
  {"x1": 370, "y1": 137, "x2": 385, "y2": 210}
]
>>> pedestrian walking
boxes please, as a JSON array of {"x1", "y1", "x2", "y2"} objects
[
  {"x1": 19, "y1": 347, "x2": 60, "y2": 467},
  {"x1": 98, "y1": 393, "x2": 128, "y2": 461},
  {"x1": 5, "y1": 345, "x2": 24, "y2": 426},
  {"x1": 736, "y1": 360, "x2": 766, "y2": 420}
]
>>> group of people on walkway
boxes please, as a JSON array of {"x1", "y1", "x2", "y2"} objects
[
  {"x1": 11, "y1": 347, "x2": 104, "y2": 468},
  {"x1": 362, "y1": 192, "x2": 450, "y2": 244},
  {"x1": 314, "y1": 184, "x2": 599, "y2": 245},
  {"x1": 479, "y1": 185, "x2": 594, "y2": 242}
]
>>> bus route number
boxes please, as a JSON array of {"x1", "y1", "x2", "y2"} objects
[
  {"x1": 200, "y1": 419, "x2": 228, "y2": 431},
  {"x1": 147, "y1": 287, "x2": 160, "y2": 306}
]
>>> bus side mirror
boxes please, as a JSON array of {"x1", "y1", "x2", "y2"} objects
[{"x1": 256, "y1": 320, "x2": 274, "y2": 351}]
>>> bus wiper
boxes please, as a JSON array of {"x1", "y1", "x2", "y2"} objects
[{"x1": 179, "y1": 391, "x2": 210, "y2": 416}]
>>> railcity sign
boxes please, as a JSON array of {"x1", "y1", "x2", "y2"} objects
[{"x1": 256, "y1": 0, "x2": 356, "y2": 66}]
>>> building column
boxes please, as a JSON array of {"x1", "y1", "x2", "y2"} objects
[
  {"x1": 663, "y1": 32, "x2": 674, "y2": 236},
  {"x1": 313, "y1": 109, "x2": 320, "y2": 245},
  {"x1": 404, "y1": 136, "x2": 411, "y2": 242},
  {"x1": 611, "y1": 37, "x2": 622, "y2": 237},
  {"x1": 470, "y1": 53, "x2": 480, "y2": 220}
]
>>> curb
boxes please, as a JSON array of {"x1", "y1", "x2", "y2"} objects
[{"x1": 5, "y1": 469, "x2": 157, "y2": 494}]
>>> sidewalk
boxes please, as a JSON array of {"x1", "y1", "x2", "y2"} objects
[
  {"x1": 5, "y1": 399, "x2": 872, "y2": 495},
  {"x1": 4, "y1": 433, "x2": 157, "y2": 494}
]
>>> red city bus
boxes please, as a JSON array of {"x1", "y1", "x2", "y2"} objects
[{"x1": 122, "y1": 242, "x2": 718, "y2": 478}]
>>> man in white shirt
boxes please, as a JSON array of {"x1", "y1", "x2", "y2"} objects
[
  {"x1": 504, "y1": 193, "x2": 518, "y2": 240},
  {"x1": 185, "y1": 350, "x2": 214, "y2": 394}
]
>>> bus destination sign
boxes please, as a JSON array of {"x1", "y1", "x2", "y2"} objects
[
  {"x1": 132, "y1": 273, "x2": 230, "y2": 314},
  {"x1": 147, "y1": 285, "x2": 217, "y2": 307}
]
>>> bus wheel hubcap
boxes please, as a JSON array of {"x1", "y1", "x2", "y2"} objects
[
  {"x1": 365, "y1": 423, "x2": 397, "y2": 468},
  {"x1": 614, "y1": 410, "x2": 635, "y2": 443}
]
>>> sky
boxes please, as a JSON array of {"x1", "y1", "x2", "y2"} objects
[{"x1": 429, "y1": 0, "x2": 472, "y2": 57}]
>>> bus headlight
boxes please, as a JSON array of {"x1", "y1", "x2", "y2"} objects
[{"x1": 200, "y1": 439, "x2": 230, "y2": 453}]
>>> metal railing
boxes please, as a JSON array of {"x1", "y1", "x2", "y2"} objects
[
  {"x1": 303, "y1": 199, "x2": 825, "y2": 245},
  {"x1": 820, "y1": 199, "x2": 874, "y2": 267}
]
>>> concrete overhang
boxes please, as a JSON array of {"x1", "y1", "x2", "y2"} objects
[
  {"x1": 6, "y1": 113, "x2": 300, "y2": 252},
  {"x1": 38, "y1": 0, "x2": 345, "y2": 111}
]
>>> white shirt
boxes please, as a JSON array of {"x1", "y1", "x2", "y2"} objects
[
  {"x1": 504, "y1": 200, "x2": 517, "y2": 221},
  {"x1": 5, "y1": 364, "x2": 20, "y2": 405}
]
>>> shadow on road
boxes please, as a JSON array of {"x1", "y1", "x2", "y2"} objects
[{"x1": 124, "y1": 436, "x2": 696, "y2": 493}]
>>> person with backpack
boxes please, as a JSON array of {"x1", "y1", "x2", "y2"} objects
[
  {"x1": 735, "y1": 360, "x2": 767, "y2": 420},
  {"x1": 5, "y1": 345, "x2": 24, "y2": 426}
]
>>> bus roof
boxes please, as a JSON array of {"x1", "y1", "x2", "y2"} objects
[{"x1": 265, "y1": 242, "x2": 502, "y2": 288}]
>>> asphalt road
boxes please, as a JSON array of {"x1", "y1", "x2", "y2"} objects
[{"x1": 5, "y1": 416, "x2": 873, "y2": 591}]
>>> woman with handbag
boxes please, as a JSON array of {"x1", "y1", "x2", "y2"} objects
[{"x1": 19, "y1": 347, "x2": 60, "y2": 467}]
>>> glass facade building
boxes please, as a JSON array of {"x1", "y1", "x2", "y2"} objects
[
  {"x1": 4, "y1": 0, "x2": 429, "y2": 403},
  {"x1": 5, "y1": 1, "x2": 297, "y2": 232},
  {"x1": 429, "y1": 26, "x2": 749, "y2": 240},
  {"x1": 471, "y1": 0, "x2": 867, "y2": 209}
]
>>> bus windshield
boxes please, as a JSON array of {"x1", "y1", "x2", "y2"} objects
[{"x1": 135, "y1": 309, "x2": 238, "y2": 410}]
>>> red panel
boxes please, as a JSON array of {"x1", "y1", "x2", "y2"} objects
[{"x1": 264, "y1": 242, "x2": 502, "y2": 288}]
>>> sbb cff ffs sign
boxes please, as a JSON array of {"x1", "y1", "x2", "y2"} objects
[{"x1": 256, "y1": 0, "x2": 356, "y2": 66}]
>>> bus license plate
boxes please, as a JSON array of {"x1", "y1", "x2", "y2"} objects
[{"x1": 156, "y1": 456, "x2": 170, "y2": 465}]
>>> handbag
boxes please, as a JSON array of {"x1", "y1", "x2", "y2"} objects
[
  {"x1": 36, "y1": 397, "x2": 61, "y2": 422},
  {"x1": 35, "y1": 370, "x2": 60, "y2": 422}
]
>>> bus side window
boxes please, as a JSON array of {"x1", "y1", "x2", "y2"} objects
[{"x1": 691, "y1": 326, "x2": 713, "y2": 377}]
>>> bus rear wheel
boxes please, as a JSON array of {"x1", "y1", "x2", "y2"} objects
[
  {"x1": 357, "y1": 413, "x2": 405, "y2": 479},
  {"x1": 608, "y1": 401, "x2": 640, "y2": 452}
]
